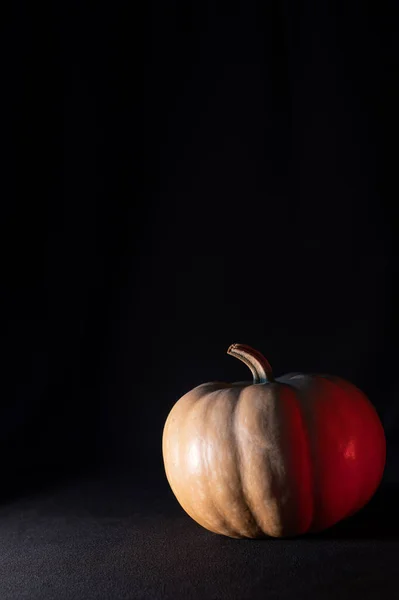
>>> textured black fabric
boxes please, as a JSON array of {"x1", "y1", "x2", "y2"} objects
[{"x1": 0, "y1": 470, "x2": 398, "y2": 600}]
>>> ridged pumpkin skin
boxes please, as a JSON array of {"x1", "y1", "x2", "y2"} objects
[{"x1": 162, "y1": 345, "x2": 386, "y2": 538}]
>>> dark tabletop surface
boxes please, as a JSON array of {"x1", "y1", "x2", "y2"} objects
[{"x1": 0, "y1": 468, "x2": 397, "y2": 600}]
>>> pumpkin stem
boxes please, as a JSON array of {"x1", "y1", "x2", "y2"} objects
[{"x1": 227, "y1": 344, "x2": 274, "y2": 384}]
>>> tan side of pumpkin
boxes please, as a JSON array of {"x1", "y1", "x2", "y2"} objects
[{"x1": 162, "y1": 344, "x2": 386, "y2": 538}]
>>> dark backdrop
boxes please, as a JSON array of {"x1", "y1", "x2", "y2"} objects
[
  {"x1": 1, "y1": 3, "x2": 399, "y2": 597},
  {"x1": 3, "y1": 0, "x2": 397, "y2": 480}
]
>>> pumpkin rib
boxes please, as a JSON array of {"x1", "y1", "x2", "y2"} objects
[
  {"x1": 232, "y1": 390, "x2": 264, "y2": 538},
  {"x1": 282, "y1": 380, "x2": 316, "y2": 534},
  {"x1": 212, "y1": 387, "x2": 258, "y2": 538},
  {"x1": 266, "y1": 386, "x2": 295, "y2": 537},
  {"x1": 203, "y1": 391, "x2": 239, "y2": 537},
  {"x1": 163, "y1": 400, "x2": 205, "y2": 530},
  {"x1": 178, "y1": 395, "x2": 226, "y2": 535},
  {"x1": 197, "y1": 393, "x2": 234, "y2": 536},
  {"x1": 284, "y1": 376, "x2": 324, "y2": 533},
  {"x1": 234, "y1": 386, "x2": 287, "y2": 537},
  {"x1": 256, "y1": 385, "x2": 312, "y2": 537}
]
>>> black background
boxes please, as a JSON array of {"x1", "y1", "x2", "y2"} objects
[{"x1": 1, "y1": 1, "x2": 399, "y2": 598}]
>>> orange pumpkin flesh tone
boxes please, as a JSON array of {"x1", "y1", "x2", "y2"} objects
[{"x1": 162, "y1": 344, "x2": 386, "y2": 539}]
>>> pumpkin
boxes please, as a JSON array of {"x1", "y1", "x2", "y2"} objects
[{"x1": 162, "y1": 344, "x2": 386, "y2": 538}]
